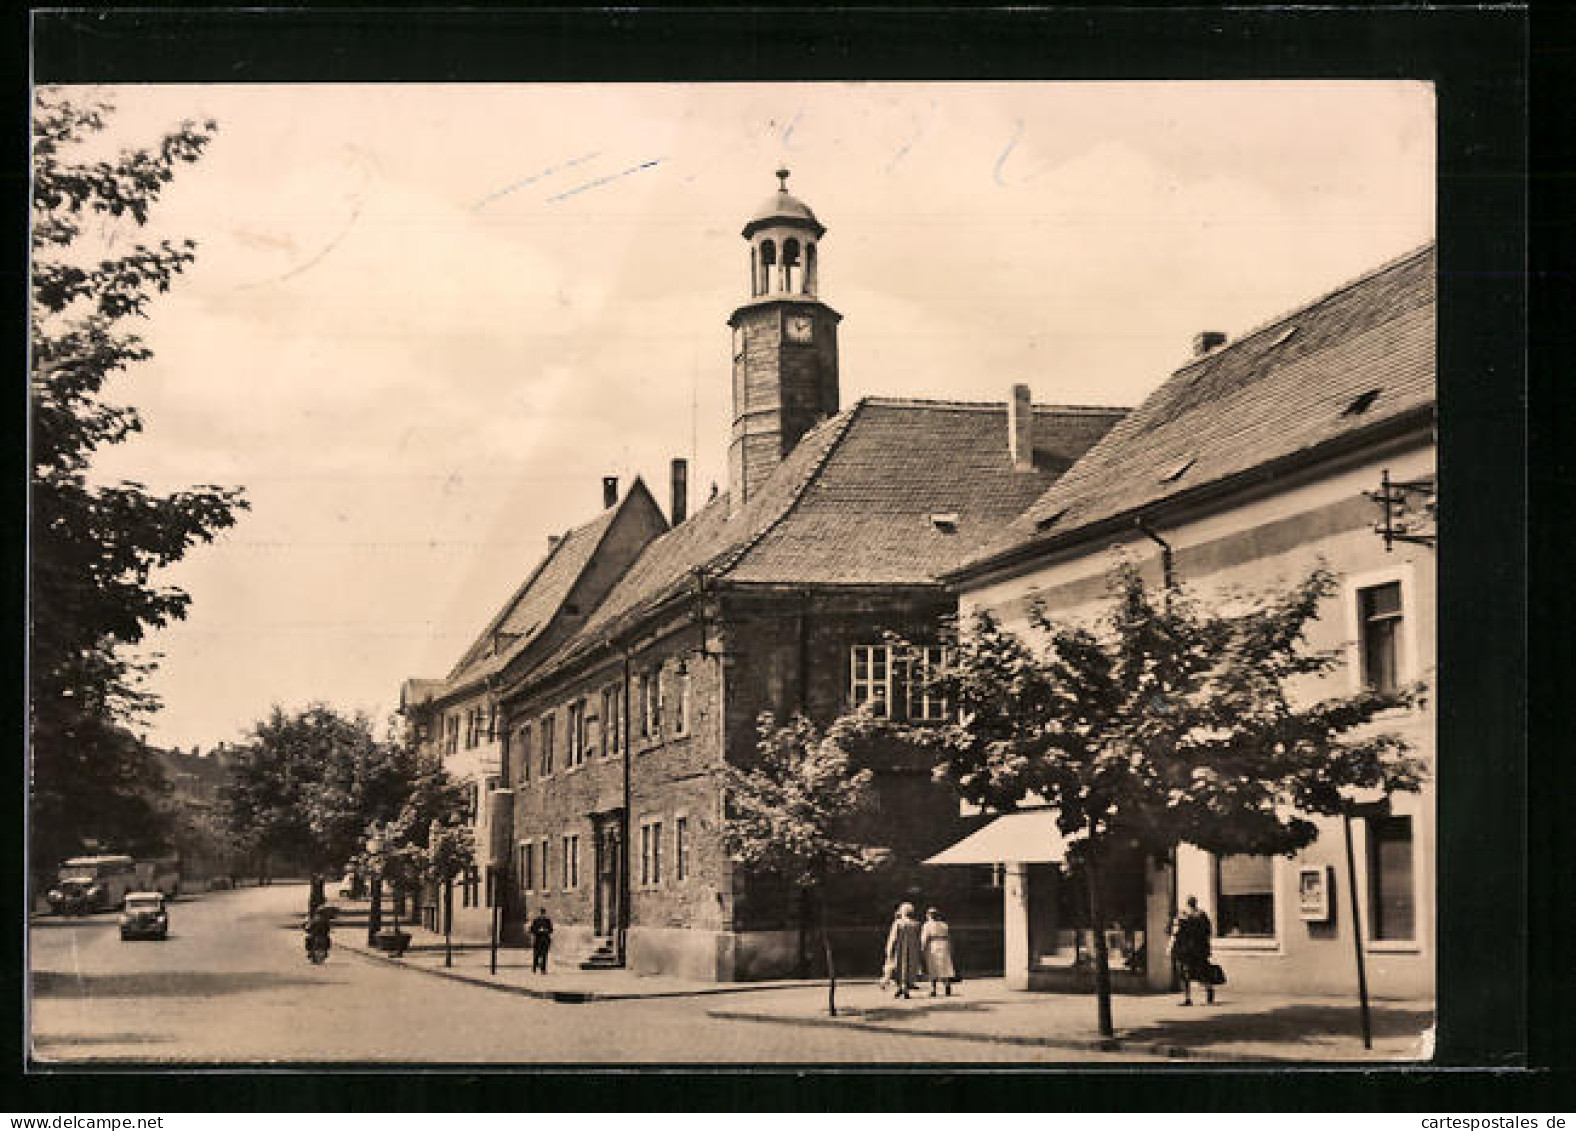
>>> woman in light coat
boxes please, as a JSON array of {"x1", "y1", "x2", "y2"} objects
[
  {"x1": 920, "y1": 907, "x2": 958, "y2": 997},
  {"x1": 884, "y1": 902, "x2": 925, "y2": 999}
]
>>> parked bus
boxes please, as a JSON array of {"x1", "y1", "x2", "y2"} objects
[{"x1": 53, "y1": 854, "x2": 138, "y2": 912}]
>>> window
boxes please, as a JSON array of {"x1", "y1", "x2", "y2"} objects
[
  {"x1": 640, "y1": 819, "x2": 664, "y2": 887},
  {"x1": 675, "y1": 816, "x2": 689, "y2": 882},
  {"x1": 601, "y1": 684, "x2": 623, "y2": 757},
  {"x1": 539, "y1": 838, "x2": 550, "y2": 893},
  {"x1": 462, "y1": 864, "x2": 480, "y2": 908},
  {"x1": 1215, "y1": 855, "x2": 1276, "y2": 939},
  {"x1": 567, "y1": 700, "x2": 586, "y2": 768},
  {"x1": 486, "y1": 704, "x2": 498, "y2": 742},
  {"x1": 1367, "y1": 815, "x2": 1416, "y2": 941},
  {"x1": 539, "y1": 714, "x2": 555, "y2": 777},
  {"x1": 639, "y1": 671, "x2": 661, "y2": 741},
  {"x1": 516, "y1": 726, "x2": 532, "y2": 784},
  {"x1": 444, "y1": 714, "x2": 460, "y2": 757},
  {"x1": 562, "y1": 834, "x2": 580, "y2": 890},
  {"x1": 674, "y1": 668, "x2": 691, "y2": 736},
  {"x1": 850, "y1": 644, "x2": 948, "y2": 721},
  {"x1": 463, "y1": 709, "x2": 474, "y2": 749},
  {"x1": 520, "y1": 842, "x2": 535, "y2": 894},
  {"x1": 1358, "y1": 582, "x2": 1404, "y2": 694}
]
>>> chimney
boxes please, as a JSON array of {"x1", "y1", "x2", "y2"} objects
[
  {"x1": 1192, "y1": 331, "x2": 1227, "y2": 357},
  {"x1": 670, "y1": 458, "x2": 689, "y2": 526},
  {"x1": 1008, "y1": 383, "x2": 1034, "y2": 472},
  {"x1": 602, "y1": 476, "x2": 618, "y2": 509}
]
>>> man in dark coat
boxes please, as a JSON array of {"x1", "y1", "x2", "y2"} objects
[{"x1": 528, "y1": 907, "x2": 554, "y2": 973}]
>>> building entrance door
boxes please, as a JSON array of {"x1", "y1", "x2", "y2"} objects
[{"x1": 592, "y1": 813, "x2": 623, "y2": 938}]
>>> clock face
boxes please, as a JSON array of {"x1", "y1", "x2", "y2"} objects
[{"x1": 786, "y1": 314, "x2": 814, "y2": 343}]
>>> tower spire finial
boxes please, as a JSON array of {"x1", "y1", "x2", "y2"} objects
[{"x1": 775, "y1": 167, "x2": 790, "y2": 192}]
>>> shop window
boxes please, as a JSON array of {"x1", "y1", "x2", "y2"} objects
[
  {"x1": 1358, "y1": 581, "x2": 1404, "y2": 693},
  {"x1": 1215, "y1": 854, "x2": 1276, "y2": 939},
  {"x1": 1367, "y1": 815, "x2": 1416, "y2": 941}
]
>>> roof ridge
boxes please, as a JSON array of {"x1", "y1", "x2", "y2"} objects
[
  {"x1": 1173, "y1": 239, "x2": 1435, "y2": 377},
  {"x1": 857, "y1": 394, "x2": 1131, "y2": 414},
  {"x1": 443, "y1": 483, "x2": 646, "y2": 686},
  {"x1": 712, "y1": 402, "x2": 868, "y2": 579}
]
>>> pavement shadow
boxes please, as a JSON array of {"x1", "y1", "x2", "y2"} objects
[
  {"x1": 32, "y1": 970, "x2": 347, "y2": 999},
  {"x1": 1118, "y1": 1002, "x2": 1435, "y2": 1048},
  {"x1": 840, "y1": 1000, "x2": 992, "y2": 1023}
]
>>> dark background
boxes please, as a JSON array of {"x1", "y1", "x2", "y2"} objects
[{"x1": 9, "y1": 2, "x2": 1556, "y2": 1112}]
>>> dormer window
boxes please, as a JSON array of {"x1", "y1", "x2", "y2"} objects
[
  {"x1": 1158, "y1": 456, "x2": 1196, "y2": 485},
  {"x1": 1267, "y1": 326, "x2": 1299, "y2": 349},
  {"x1": 929, "y1": 512, "x2": 960, "y2": 533},
  {"x1": 1035, "y1": 508, "x2": 1068, "y2": 533},
  {"x1": 1343, "y1": 388, "x2": 1382, "y2": 417}
]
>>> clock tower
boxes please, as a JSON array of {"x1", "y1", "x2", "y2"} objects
[{"x1": 727, "y1": 169, "x2": 841, "y2": 509}]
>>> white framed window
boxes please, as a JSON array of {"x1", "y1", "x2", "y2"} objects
[
  {"x1": 1365, "y1": 814, "x2": 1417, "y2": 943},
  {"x1": 601, "y1": 684, "x2": 623, "y2": 757},
  {"x1": 1343, "y1": 564, "x2": 1419, "y2": 698},
  {"x1": 562, "y1": 833, "x2": 580, "y2": 890},
  {"x1": 516, "y1": 726, "x2": 532, "y2": 784},
  {"x1": 539, "y1": 714, "x2": 555, "y2": 777},
  {"x1": 850, "y1": 644, "x2": 948, "y2": 721},
  {"x1": 1214, "y1": 854, "x2": 1277, "y2": 941},
  {"x1": 639, "y1": 671, "x2": 661, "y2": 741},
  {"x1": 539, "y1": 837, "x2": 550, "y2": 893},
  {"x1": 674, "y1": 667, "x2": 691, "y2": 736},
  {"x1": 675, "y1": 815, "x2": 690, "y2": 882},
  {"x1": 639, "y1": 818, "x2": 664, "y2": 887},
  {"x1": 519, "y1": 842, "x2": 535, "y2": 894},
  {"x1": 567, "y1": 700, "x2": 586, "y2": 768}
]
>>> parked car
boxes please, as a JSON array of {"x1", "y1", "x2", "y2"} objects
[
  {"x1": 46, "y1": 877, "x2": 98, "y2": 916},
  {"x1": 119, "y1": 891, "x2": 170, "y2": 941}
]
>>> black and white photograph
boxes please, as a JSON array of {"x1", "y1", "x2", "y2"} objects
[{"x1": 27, "y1": 67, "x2": 1455, "y2": 1069}]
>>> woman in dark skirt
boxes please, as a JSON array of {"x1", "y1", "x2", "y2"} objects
[{"x1": 1170, "y1": 895, "x2": 1215, "y2": 1006}]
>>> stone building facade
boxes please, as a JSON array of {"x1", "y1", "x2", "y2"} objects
[{"x1": 456, "y1": 173, "x2": 1128, "y2": 979}]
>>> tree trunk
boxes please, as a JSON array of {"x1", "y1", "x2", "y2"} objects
[
  {"x1": 818, "y1": 889, "x2": 838, "y2": 1017},
  {"x1": 1084, "y1": 854, "x2": 1115, "y2": 1040},
  {"x1": 797, "y1": 886, "x2": 811, "y2": 979},
  {"x1": 367, "y1": 876, "x2": 383, "y2": 945},
  {"x1": 443, "y1": 876, "x2": 453, "y2": 968}
]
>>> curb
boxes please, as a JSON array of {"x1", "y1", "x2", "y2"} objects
[
  {"x1": 338, "y1": 941, "x2": 846, "y2": 1004},
  {"x1": 701, "y1": 1007, "x2": 1293, "y2": 1062}
]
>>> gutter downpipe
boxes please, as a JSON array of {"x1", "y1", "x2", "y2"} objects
[
  {"x1": 1134, "y1": 514, "x2": 1179, "y2": 990},
  {"x1": 620, "y1": 646, "x2": 634, "y2": 966}
]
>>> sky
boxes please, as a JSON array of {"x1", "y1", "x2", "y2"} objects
[{"x1": 48, "y1": 81, "x2": 1435, "y2": 752}]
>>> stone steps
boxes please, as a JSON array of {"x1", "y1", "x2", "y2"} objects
[{"x1": 577, "y1": 936, "x2": 622, "y2": 970}]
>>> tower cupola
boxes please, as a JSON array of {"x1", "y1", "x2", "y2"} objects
[{"x1": 726, "y1": 170, "x2": 842, "y2": 510}]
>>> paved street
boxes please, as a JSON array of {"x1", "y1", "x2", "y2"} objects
[{"x1": 30, "y1": 882, "x2": 1120, "y2": 1065}]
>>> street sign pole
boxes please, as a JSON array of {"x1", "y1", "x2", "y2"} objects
[
  {"x1": 1341, "y1": 812, "x2": 1373, "y2": 1050},
  {"x1": 490, "y1": 866, "x2": 501, "y2": 975}
]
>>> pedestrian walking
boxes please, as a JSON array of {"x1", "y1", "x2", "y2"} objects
[
  {"x1": 1169, "y1": 895, "x2": 1216, "y2": 1006},
  {"x1": 920, "y1": 907, "x2": 958, "y2": 997},
  {"x1": 528, "y1": 907, "x2": 554, "y2": 974},
  {"x1": 884, "y1": 902, "x2": 925, "y2": 999}
]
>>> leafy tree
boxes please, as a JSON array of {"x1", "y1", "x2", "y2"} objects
[
  {"x1": 223, "y1": 705, "x2": 414, "y2": 909},
  {"x1": 721, "y1": 713, "x2": 891, "y2": 1016},
  {"x1": 357, "y1": 761, "x2": 473, "y2": 945},
  {"x1": 30, "y1": 90, "x2": 247, "y2": 876},
  {"x1": 913, "y1": 561, "x2": 1426, "y2": 1038}
]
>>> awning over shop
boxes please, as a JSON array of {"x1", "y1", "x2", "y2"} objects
[{"x1": 923, "y1": 809, "x2": 1071, "y2": 866}]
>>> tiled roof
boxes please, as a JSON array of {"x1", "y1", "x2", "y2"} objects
[
  {"x1": 540, "y1": 397, "x2": 1126, "y2": 671},
  {"x1": 954, "y1": 242, "x2": 1436, "y2": 578},
  {"x1": 435, "y1": 495, "x2": 632, "y2": 696}
]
